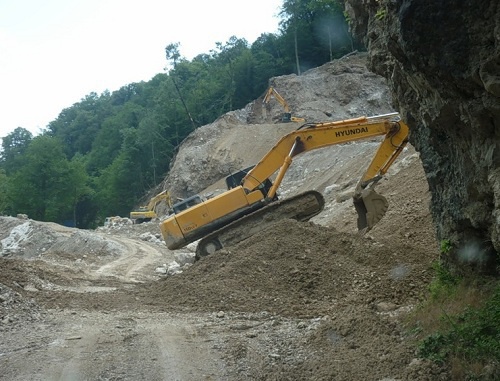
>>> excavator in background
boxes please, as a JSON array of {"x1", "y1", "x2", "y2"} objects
[
  {"x1": 160, "y1": 113, "x2": 409, "y2": 259},
  {"x1": 263, "y1": 86, "x2": 306, "y2": 123},
  {"x1": 130, "y1": 190, "x2": 173, "y2": 224}
]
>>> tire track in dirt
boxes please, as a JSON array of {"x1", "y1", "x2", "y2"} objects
[
  {"x1": 1, "y1": 311, "x2": 225, "y2": 381},
  {"x1": 93, "y1": 235, "x2": 171, "y2": 283}
]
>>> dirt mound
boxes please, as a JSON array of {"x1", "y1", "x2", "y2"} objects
[
  {"x1": 143, "y1": 218, "x2": 434, "y2": 315},
  {"x1": 132, "y1": 215, "x2": 443, "y2": 380}
]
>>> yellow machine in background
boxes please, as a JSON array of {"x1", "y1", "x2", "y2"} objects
[
  {"x1": 160, "y1": 113, "x2": 409, "y2": 258},
  {"x1": 263, "y1": 86, "x2": 306, "y2": 123},
  {"x1": 130, "y1": 190, "x2": 173, "y2": 223}
]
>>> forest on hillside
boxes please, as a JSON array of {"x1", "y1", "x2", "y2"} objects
[{"x1": 0, "y1": 0, "x2": 361, "y2": 228}]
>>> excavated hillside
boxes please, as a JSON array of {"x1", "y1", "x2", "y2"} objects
[
  {"x1": 0, "y1": 53, "x2": 451, "y2": 380},
  {"x1": 344, "y1": 0, "x2": 500, "y2": 274},
  {"x1": 162, "y1": 52, "x2": 396, "y2": 199}
]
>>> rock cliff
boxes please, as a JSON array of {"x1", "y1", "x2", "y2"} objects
[{"x1": 345, "y1": 0, "x2": 500, "y2": 273}]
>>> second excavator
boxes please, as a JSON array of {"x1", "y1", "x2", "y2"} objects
[
  {"x1": 263, "y1": 86, "x2": 306, "y2": 123},
  {"x1": 130, "y1": 190, "x2": 173, "y2": 224},
  {"x1": 160, "y1": 113, "x2": 409, "y2": 258}
]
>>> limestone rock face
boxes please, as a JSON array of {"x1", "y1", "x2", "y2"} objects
[{"x1": 344, "y1": 0, "x2": 500, "y2": 272}]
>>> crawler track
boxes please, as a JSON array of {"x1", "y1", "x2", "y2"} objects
[{"x1": 195, "y1": 190, "x2": 325, "y2": 259}]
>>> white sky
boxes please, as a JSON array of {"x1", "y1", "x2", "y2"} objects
[{"x1": 0, "y1": 0, "x2": 283, "y2": 139}]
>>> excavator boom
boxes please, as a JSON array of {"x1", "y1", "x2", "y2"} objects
[
  {"x1": 263, "y1": 86, "x2": 305, "y2": 123},
  {"x1": 241, "y1": 114, "x2": 408, "y2": 193},
  {"x1": 160, "y1": 113, "x2": 409, "y2": 257}
]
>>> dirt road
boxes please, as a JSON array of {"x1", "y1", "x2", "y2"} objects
[
  {"x1": 0, "y1": 227, "x2": 232, "y2": 380},
  {"x1": 1, "y1": 311, "x2": 225, "y2": 381}
]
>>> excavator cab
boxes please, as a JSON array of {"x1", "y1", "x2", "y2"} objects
[
  {"x1": 172, "y1": 195, "x2": 204, "y2": 214},
  {"x1": 225, "y1": 166, "x2": 254, "y2": 189},
  {"x1": 281, "y1": 112, "x2": 292, "y2": 123},
  {"x1": 226, "y1": 166, "x2": 276, "y2": 199}
]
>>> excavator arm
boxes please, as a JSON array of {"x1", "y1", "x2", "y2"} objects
[
  {"x1": 147, "y1": 190, "x2": 173, "y2": 210},
  {"x1": 262, "y1": 86, "x2": 305, "y2": 123},
  {"x1": 160, "y1": 113, "x2": 409, "y2": 255},
  {"x1": 241, "y1": 113, "x2": 408, "y2": 197},
  {"x1": 130, "y1": 190, "x2": 173, "y2": 222},
  {"x1": 263, "y1": 86, "x2": 291, "y2": 113}
]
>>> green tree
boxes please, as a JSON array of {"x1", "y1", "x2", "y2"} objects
[
  {"x1": 9, "y1": 136, "x2": 76, "y2": 222},
  {"x1": 48, "y1": 92, "x2": 113, "y2": 157},
  {"x1": 95, "y1": 128, "x2": 144, "y2": 219},
  {"x1": 0, "y1": 169, "x2": 10, "y2": 214},
  {"x1": 166, "y1": 42, "x2": 197, "y2": 129},
  {"x1": 136, "y1": 113, "x2": 174, "y2": 187},
  {"x1": 0, "y1": 127, "x2": 33, "y2": 175},
  {"x1": 310, "y1": 0, "x2": 354, "y2": 59},
  {"x1": 86, "y1": 101, "x2": 145, "y2": 174},
  {"x1": 67, "y1": 154, "x2": 92, "y2": 227},
  {"x1": 212, "y1": 36, "x2": 250, "y2": 110},
  {"x1": 280, "y1": 0, "x2": 312, "y2": 74},
  {"x1": 279, "y1": 0, "x2": 355, "y2": 73},
  {"x1": 251, "y1": 33, "x2": 288, "y2": 91}
]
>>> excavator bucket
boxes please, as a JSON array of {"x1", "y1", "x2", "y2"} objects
[{"x1": 353, "y1": 188, "x2": 389, "y2": 232}]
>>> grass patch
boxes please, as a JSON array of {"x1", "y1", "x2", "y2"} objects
[{"x1": 408, "y1": 261, "x2": 499, "y2": 380}]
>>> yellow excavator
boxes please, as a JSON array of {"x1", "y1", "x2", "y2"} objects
[
  {"x1": 160, "y1": 113, "x2": 409, "y2": 258},
  {"x1": 263, "y1": 86, "x2": 306, "y2": 123},
  {"x1": 130, "y1": 190, "x2": 173, "y2": 224}
]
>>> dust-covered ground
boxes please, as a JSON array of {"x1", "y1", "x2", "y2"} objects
[{"x1": 0, "y1": 53, "x2": 449, "y2": 380}]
